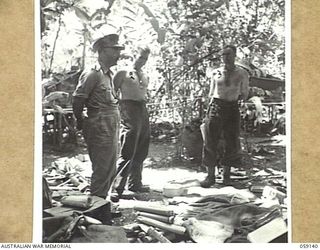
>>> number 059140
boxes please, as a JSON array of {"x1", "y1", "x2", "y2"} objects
[{"x1": 300, "y1": 244, "x2": 319, "y2": 248}]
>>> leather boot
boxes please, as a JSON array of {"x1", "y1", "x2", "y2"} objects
[
  {"x1": 200, "y1": 167, "x2": 215, "y2": 188},
  {"x1": 110, "y1": 188, "x2": 123, "y2": 203},
  {"x1": 223, "y1": 165, "x2": 231, "y2": 185}
]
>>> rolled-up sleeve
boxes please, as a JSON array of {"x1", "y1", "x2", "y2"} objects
[{"x1": 73, "y1": 69, "x2": 98, "y2": 99}]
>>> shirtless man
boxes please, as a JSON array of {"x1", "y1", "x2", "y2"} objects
[
  {"x1": 112, "y1": 45, "x2": 151, "y2": 198},
  {"x1": 200, "y1": 45, "x2": 249, "y2": 188}
]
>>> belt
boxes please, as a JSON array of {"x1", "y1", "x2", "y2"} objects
[
  {"x1": 212, "y1": 98, "x2": 238, "y2": 107},
  {"x1": 120, "y1": 99, "x2": 147, "y2": 105},
  {"x1": 87, "y1": 106, "x2": 119, "y2": 116}
]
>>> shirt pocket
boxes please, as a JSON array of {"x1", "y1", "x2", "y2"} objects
[{"x1": 100, "y1": 85, "x2": 113, "y2": 102}]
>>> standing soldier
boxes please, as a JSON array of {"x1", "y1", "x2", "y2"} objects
[
  {"x1": 72, "y1": 33, "x2": 124, "y2": 199},
  {"x1": 200, "y1": 45, "x2": 249, "y2": 188},
  {"x1": 112, "y1": 45, "x2": 151, "y2": 199}
]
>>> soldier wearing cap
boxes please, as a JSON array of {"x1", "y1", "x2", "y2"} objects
[{"x1": 72, "y1": 33, "x2": 124, "y2": 200}]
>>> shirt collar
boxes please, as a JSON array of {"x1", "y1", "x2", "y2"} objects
[{"x1": 97, "y1": 60, "x2": 113, "y2": 75}]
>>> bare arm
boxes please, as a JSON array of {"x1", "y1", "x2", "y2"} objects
[
  {"x1": 208, "y1": 76, "x2": 216, "y2": 104},
  {"x1": 113, "y1": 71, "x2": 126, "y2": 93},
  {"x1": 240, "y1": 70, "x2": 249, "y2": 100}
]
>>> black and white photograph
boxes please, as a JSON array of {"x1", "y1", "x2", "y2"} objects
[{"x1": 38, "y1": 0, "x2": 289, "y2": 244}]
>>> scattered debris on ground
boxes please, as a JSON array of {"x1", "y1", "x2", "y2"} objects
[{"x1": 42, "y1": 136, "x2": 287, "y2": 243}]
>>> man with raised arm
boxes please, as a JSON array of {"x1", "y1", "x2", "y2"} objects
[{"x1": 112, "y1": 45, "x2": 151, "y2": 199}]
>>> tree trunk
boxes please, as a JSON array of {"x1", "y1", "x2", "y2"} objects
[
  {"x1": 81, "y1": 27, "x2": 87, "y2": 71},
  {"x1": 48, "y1": 14, "x2": 62, "y2": 76}
]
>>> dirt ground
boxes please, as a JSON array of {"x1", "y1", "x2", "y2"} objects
[
  {"x1": 43, "y1": 134, "x2": 286, "y2": 172},
  {"x1": 43, "y1": 133, "x2": 287, "y2": 229}
]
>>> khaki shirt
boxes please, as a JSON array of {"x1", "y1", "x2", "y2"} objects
[{"x1": 73, "y1": 66, "x2": 118, "y2": 109}]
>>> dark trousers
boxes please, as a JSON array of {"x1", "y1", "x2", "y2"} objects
[
  {"x1": 83, "y1": 107, "x2": 120, "y2": 198},
  {"x1": 203, "y1": 99, "x2": 241, "y2": 169},
  {"x1": 113, "y1": 100, "x2": 150, "y2": 193}
]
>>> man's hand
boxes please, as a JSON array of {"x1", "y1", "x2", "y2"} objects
[{"x1": 72, "y1": 96, "x2": 86, "y2": 130}]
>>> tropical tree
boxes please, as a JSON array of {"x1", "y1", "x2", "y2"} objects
[{"x1": 41, "y1": 0, "x2": 285, "y2": 102}]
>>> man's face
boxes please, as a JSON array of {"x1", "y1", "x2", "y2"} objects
[
  {"x1": 99, "y1": 46, "x2": 122, "y2": 66},
  {"x1": 134, "y1": 51, "x2": 149, "y2": 70},
  {"x1": 222, "y1": 47, "x2": 236, "y2": 65}
]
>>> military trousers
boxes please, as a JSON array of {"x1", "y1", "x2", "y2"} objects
[
  {"x1": 202, "y1": 98, "x2": 241, "y2": 169},
  {"x1": 83, "y1": 107, "x2": 120, "y2": 198},
  {"x1": 113, "y1": 100, "x2": 150, "y2": 193}
]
